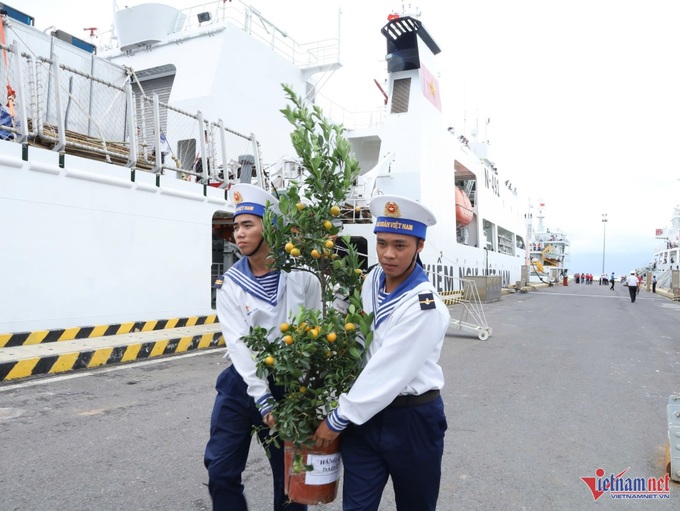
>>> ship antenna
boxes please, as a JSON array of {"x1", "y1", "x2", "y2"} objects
[
  {"x1": 400, "y1": 2, "x2": 422, "y2": 18},
  {"x1": 84, "y1": 27, "x2": 98, "y2": 39}
]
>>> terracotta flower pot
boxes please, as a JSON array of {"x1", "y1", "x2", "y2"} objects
[{"x1": 284, "y1": 437, "x2": 341, "y2": 505}]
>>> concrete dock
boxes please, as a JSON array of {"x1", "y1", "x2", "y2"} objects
[{"x1": 0, "y1": 283, "x2": 678, "y2": 509}]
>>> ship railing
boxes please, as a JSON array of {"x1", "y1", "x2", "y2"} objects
[
  {"x1": 266, "y1": 158, "x2": 373, "y2": 222},
  {"x1": 313, "y1": 92, "x2": 386, "y2": 129},
  {"x1": 0, "y1": 40, "x2": 264, "y2": 191},
  {"x1": 338, "y1": 194, "x2": 373, "y2": 224},
  {"x1": 134, "y1": 89, "x2": 263, "y2": 186},
  {"x1": 231, "y1": 1, "x2": 340, "y2": 69},
  {"x1": 97, "y1": 1, "x2": 340, "y2": 71}
]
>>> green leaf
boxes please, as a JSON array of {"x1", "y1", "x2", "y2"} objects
[{"x1": 238, "y1": 85, "x2": 369, "y2": 447}]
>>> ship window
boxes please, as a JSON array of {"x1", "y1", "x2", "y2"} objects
[
  {"x1": 390, "y1": 78, "x2": 411, "y2": 114},
  {"x1": 483, "y1": 220, "x2": 495, "y2": 251},
  {"x1": 497, "y1": 226, "x2": 514, "y2": 256}
]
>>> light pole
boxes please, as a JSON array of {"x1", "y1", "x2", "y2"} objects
[{"x1": 601, "y1": 213, "x2": 608, "y2": 276}]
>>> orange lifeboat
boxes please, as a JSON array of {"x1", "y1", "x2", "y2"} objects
[{"x1": 455, "y1": 187, "x2": 474, "y2": 226}]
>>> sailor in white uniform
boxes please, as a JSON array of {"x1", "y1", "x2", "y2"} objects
[
  {"x1": 204, "y1": 184, "x2": 321, "y2": 511},
  {"x1": 313, "y1": 195, "x2": 450, "y2": 511}
]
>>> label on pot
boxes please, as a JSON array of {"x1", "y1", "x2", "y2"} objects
[{"x1": 304, "y1": 452, "x2": 341, "y2": 485}]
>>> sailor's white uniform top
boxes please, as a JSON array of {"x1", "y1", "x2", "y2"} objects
[
  {"x1": 215, "y1": 256, "x2": 321, "y2": 414},
  {"x1": 327, "y1": 264, "x2": 450, "y2": 431}
]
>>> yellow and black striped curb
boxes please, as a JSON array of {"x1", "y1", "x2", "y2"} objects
[
  {"x1": 0, "y1": 331, "x2": 224, "y2": 382},
  {"x1": 0, "y1": 315, "x2": 218, "y2": 349}
]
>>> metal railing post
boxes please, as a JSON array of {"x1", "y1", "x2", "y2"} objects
[
  {"x1": 197, "y1": 110, "x2": 207, "y2": 184},
  {"x1": 50, "y1": 54, "x2": 66, "y2": 152},
  {"x1": 218, "y1": 118, "x2": 227, "y2": 184},
  {"x1": 10, "y1": 42, "x2": 28, "y2": 143},
  {"x1": 139, "y1": 94, "x2": 147, "y2": 161},
  {"x1": 152, "y1": 92, "x2": 161, "y2": 175},
  {"x1": 125, "y1": 82, "x2": 137, "y2": 168},
  {"x1": 26, "y1": 55, "x2": 38, "y2": 138}
]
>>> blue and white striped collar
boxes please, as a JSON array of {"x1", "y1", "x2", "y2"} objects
[
  {"x1": 225, "y1": 257, "x2": 280, "y2": 306},
  {"x1": 372, "y1": 264, "x2": 429, "y2": 328}
]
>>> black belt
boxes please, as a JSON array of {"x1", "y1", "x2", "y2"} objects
[{"x1": 389, "y1": 389, "x2": 440, "y2": 408}]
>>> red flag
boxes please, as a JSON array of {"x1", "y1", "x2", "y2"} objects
[{"x1": 420, "y1": 65, "x2": 442, "y2": 111}]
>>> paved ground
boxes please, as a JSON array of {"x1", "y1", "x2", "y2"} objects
[{"x1": 1, "y1": 283, "x2": 678, "y2": 510}]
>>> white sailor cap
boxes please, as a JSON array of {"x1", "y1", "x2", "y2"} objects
[
  {"x1": 229, "y1": 183, "x2": 280, "y2": 218},
  {"x1": 370, "y1": 195, "x2": 437, "y2": 239}
]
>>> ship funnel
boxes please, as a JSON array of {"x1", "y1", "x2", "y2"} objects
[{"x1": 381, "y1": 16, "x2": 440, "y2": 73}]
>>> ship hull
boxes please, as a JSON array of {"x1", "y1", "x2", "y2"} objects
[{"x1": 1, "y1": 143, "x2": 226, "y2": 332}]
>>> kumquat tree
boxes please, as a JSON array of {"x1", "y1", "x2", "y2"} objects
[{"x1": 241, "y1": 84, "x2": 374, "y2": 451}]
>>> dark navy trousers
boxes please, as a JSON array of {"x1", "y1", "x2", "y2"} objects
[
  {"x1": 204, "y1": 365, "x2": 307, "y2": 511},
  {"x1": 340, "y1": 396, "x2": 447, "y2": 511}
]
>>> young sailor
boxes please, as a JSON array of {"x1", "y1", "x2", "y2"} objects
[
  {"x1": 205, "y1": 183, "x2": 321, "y2": 511},
  {"x1": 313, "y1": 195, "x2": 450, "y2": 511}
]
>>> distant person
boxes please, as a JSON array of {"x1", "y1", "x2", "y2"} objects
[
  {"x1": 152, "y1": 131, "x2": 171, "y2": 164},
  {"x1": 0, "y1": 103, "x2": 17, "y2": 140},
  {"x1": 652, "y1": 275, "x2": 657, "y2": 293},
  {"x1": 610, "y1": 272, "x2": 615, "y2": 290},
  {"x1": 626, "y1": 271, "x2": 639, "y2": 303},
  {"x1": 637, "y1": 274, "x2": 643, "y2": 295}
]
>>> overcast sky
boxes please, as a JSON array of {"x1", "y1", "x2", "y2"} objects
[{"x1": 17, "y1": 0, "x2": 680, "y2": 275}]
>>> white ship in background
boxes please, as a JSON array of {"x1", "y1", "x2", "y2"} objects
[
  {"x1": 525, "y1": 201, "x2": 570, "y2": 283},
  {"x1": 0, "y1": 1, "x2": 526, "y2": 337},
  {"x1": 644, "y1": 205, "x2": 680, "y2": 289}
]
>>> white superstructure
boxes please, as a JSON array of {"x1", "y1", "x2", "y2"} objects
[
  {"x1": 337, "y1": 16, "x2": 525, "y2": 290},
  {"x1": 0, "y1": 2, "x2": 526, "y2": 336}
]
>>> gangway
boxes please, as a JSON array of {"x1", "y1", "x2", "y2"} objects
[{"x1": 436, "y1": 276, "x2": 493, "y2": 341}]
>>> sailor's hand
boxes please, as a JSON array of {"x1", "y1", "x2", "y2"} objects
[
  {"x1": 263, "y1": 412, "x2": 276, "y2": 429},
  {"x1": 312, "y1": 420, "x2": 339, "y2": 448}
]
